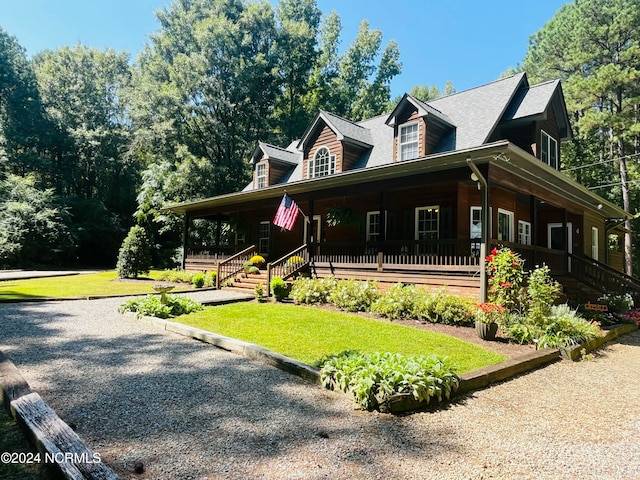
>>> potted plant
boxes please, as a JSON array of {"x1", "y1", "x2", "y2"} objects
[
  {"x1": 249, "y1": 255, "x2": 266, "y2": 269},
  {"x1": 475, "y1": 302, "x2": 504, "y2": 340}
]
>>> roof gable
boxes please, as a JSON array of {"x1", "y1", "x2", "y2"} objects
[
  {"x1": 297, "y1": 110, "x2": 373, "y2": 152},
  {"x1": 385, "y1": 94, "x2": 454, "y2": 128},
  {"x1": 250, "y1": 141, "x2": 301, "y2": 166},
  {"x1": 427, "y1": 72, "x2": 528, "y2": 150}
]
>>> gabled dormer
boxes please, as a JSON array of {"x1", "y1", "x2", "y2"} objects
[
  {"x1": 297, "y1": 111, "x2": 373, "y2": 180},
  {"x1": 385, "y1": 94, "x2": 455, "y2": 161},
  {"x1": 493, "y1": 78, "x2": 572, "y2": 171},
  {"x1": 249, "y1": 142, "x2": 300, "y2": 189}
]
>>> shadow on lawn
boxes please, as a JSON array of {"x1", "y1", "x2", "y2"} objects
[{"x1": 0, "y1": 298, "x2": 467, "y2": 479}]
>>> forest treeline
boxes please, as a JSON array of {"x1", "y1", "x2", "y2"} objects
[{"x1": 1, "y1": 0, "x2": 639, "y2": 272}]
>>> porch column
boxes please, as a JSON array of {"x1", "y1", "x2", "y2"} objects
[
  {"x1": 467, "y1": 159, "x2": 489, "y2": 303},
  {"x1": 378, "y1": 191, "x2": 386, "y2": 271},
  {"x1": 530, "y1": 195, "x2": 537, "y2": 266},
  {"x1": 308, "y1": 199, "x2": 315, "y2": 263},
  {"x1": 181, "y1": 213, "x2": 189, "y2": 270},
  {"x1": 563, "y1": 208, "x2": 569, "y2": 273}
]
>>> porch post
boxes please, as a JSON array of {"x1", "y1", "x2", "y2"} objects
[
  {"x1": 530, "y1": 195, "x2": 537, "y2": 266},
  {"x1": 379, "y1": 191, "x2": 386, "y2": 272},
  {"x1": 467, "y1": 159, "x2": 488, "y2": 303},
  {"x1": 563, "y1": 208, "x2": 569, "y2": 273},
  {"x1": 181, "y1": 213, "x2": 189, "y2": 270},
  {"x1": 308, "y1": 199, "x2": 315, "y2": 263}
]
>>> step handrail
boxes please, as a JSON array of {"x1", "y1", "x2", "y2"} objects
[
  {"x1": 216, "y1": 244, "x2": 257, "y2": 289},
  {"x1": 267, "y1": 244, "x2": 309, "y2": 296},
  {"x1": 568, "y1": 253, "x2": 640, "y2": 301}
]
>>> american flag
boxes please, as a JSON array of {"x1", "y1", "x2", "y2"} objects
[{"x1": 273, "y1": 193, "x2": 300, "y2": 231}]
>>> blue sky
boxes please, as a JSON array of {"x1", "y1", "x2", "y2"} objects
[{"x1": 1, "y1": 0, "x2": 568, "y2": 97}]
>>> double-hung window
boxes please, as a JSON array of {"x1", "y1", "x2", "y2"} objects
[
  {"x1": 309, "y1": 146, "x2": 336, "y2": 178},
  {"x1": 256, "y1": 162, "x2": 266, "y2": 188},
  {"x1": 399, "y1": 122, "x2": 419, "y2": 161},
  {"x1": 541, "y1": 130, "x2": 558, "y2": 169},
  {"x1": 518, "y1": 220, "x2": 532, "y2": 245}
]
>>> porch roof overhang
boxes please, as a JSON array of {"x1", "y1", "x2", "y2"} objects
[{"x1": 164, "y1": 141, "x2": 629, "y2": 221}]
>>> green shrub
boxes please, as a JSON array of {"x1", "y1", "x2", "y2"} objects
[
  {"x1": 525, "y1": 264, "x2": 561, "y2": 323},
  {"x1": 412, "y1": 287, "x2": 476, "y2": 326},
  {"x1": 290, "y1": 276, "x2": 337, "y2": 304},
  {"x1": 328, "y1": 278, "x2": 380, "y2": 312},
  {"x1": 192, "y1": 272, "x2": 206, "y2": 288},
  {"x1": 255, "y1": 283, "x2": 265, "y2": 301},
  {"x1": 119, "y1": 294, "x2": 204, "y2": 319},
  {"x1": 502, "y1": 304, "x2": 603, "y2": 347},
  {"x1": 116, "y1": 225, "x2": 153, "y2": 279},
  {"x1": 537, "y1": 304, "x2": 603, "y2": 348},
  {"x1": 270, "y1": 276, "x2": 289, "y2": 301},
  {"x1": 486, "y1": 247, "x2": 525, "y2": 310},
  {"x1": 370, "y1": 283, "x2": 423, "y2": 319},
  {"x1": 156, "y1": 269, "x2": 195, "y2": 284},
  {"x1": 320, "y1": 351, "x2": 460, "y2": 411},
  {"x1": 205, "y1": 271, "x2": 216, "y2": 288}
]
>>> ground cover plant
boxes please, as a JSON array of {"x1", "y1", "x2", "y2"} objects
[
  {"x1": 172, "y1": 302, "x2": 505, "y2": 372},
  {"x1": 120, "y1": 294, "x2": 204, "y2": 319},
  {"x1": 0, "y1": 270, "x2": 193, "y2": 301},
  {"x1": 0, "y1": 407, "x2": 47, "y2": 479},
  {"x1": 320, "y1": 351, "x2": 459, "y2": 410}
]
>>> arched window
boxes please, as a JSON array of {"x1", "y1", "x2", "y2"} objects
[{"x1": 309, "y1": 146, "x2": 336, "y2": 178}]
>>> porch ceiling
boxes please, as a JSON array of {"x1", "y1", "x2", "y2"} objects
[{"x1": 164, "y1": 141, "x2": 629, "y2": 221}]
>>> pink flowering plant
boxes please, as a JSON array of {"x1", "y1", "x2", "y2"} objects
[
  {"x1": 621, "y1": 308, "x2": 640, "y2": 326},
  {"x1": 485, "y1": 247, "x2": 525, "y2": 310}
]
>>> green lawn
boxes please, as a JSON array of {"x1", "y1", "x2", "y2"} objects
[
  {"x1": 173, "y1": 303, "x2": 505, "y2": 373},
  {"x1": 0, "y1": 271, "x2": 192, "y2": 301}
]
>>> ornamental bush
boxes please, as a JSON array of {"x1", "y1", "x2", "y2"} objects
[
  {"x1": 290, "y1": 276, "x2": 337, "y2": 304},
  {"x1": 270, "y1": 276, "x2": 289, "y2": 301},
  {"x1": 116, "y1": 225, "x2": 153, "y2": 279},
  {"x1": 192, "y1": 272, "x2": 206, "y2": 288},
  {"x1": 525, "y1": 264, "x2": 561, "y2": 323},
  {"x1": 370, "y1": 283, "x2": 423, "y2": 319},
  {"x1": 328, "y1": 278, "x2": 380, "y2": 312},
  {"x1": 320, "y1": 351, "x2": 460, "y2": 411},
  {"x1": 412, "y1": 287, "x2": 477, "y2": 326}
]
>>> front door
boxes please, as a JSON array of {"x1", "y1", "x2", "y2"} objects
[{"x1": 548, "y1": 222, "x2": 572, "y2": 271}]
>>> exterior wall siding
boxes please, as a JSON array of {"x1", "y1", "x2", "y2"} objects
[{"x1": 303, "y1": 124, "x2": 342, "y2": 179}]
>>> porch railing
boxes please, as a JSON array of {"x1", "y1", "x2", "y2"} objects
[
  {"x1": 312, "y1": 240, "x2": 481, "y2": 272},
  {"x1": 489, "y1": 241, "x2": 568, "y2": 274},
  {"x1": 216, "y1": 244, "x2": 257, "y2": 289},
  {"x1": 569, "y1": 254, "x2": 640, "y2": 302},
  {"x1": 187, "y1": 245, "x2": 248, "y2": 259},
  {"x1": 267, "y1": 244, "x2": 310, "y2": 296}
]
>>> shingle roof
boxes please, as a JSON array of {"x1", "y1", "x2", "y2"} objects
[
  {"x1": 503, "y1": 79, "x2": 559, "y2": 121},
  {"x1": 256, "y1": 142, "x2": 300, "y2": 165},
  {"x1": 297, "y1": 111, "x2": 373, "y2": 151},
  {"x1": 427, "y1": 72, "x2": 527, "y2": 150}
]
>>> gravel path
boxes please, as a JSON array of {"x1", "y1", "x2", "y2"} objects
[{"x1": 1, "y1": 295, "x2": 639, "y2": 479}]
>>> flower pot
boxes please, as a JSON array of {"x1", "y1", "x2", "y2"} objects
[{"x1": 475, "y1": 321, "x2": 498, "y2": 341}]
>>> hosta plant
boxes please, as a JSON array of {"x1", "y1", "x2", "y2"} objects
[{"x1": 320, "y1": 351, "x2": 460, "y2": 411}]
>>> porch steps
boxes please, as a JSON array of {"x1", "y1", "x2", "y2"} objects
[
  {"x1": 223, "y1": 270, "x2": 268, "y2": 295},
  {"x1": 555, "y1": 275, "x2": 605, "y2": 304}
]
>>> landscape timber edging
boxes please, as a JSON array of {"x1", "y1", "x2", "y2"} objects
[
  {"x1": 124, "y1": 312, "x2": 639, "y2": 413},
  {"x1": 559, "y1": 323, "x2": 638, "y2": 361},
  {"x1": 125, "y1": 312, "x2": 321, "y2": 384},
  {"x1": 0, "y1": 350, "x2": 119, "y2": 479}
]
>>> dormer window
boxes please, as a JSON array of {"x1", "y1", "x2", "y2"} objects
[
  {"x1": 399, "y1": 122, "x2": 419, "y2": 160},
  {"x1": 256, "y1": 162, "x2": 266, "y2": 188},
  {"x1": 541, "y1": 130, "x2": 558, "y2": 169},
  {"x1": 309, "y1": 146, "x2": 336, "y2": 178}
]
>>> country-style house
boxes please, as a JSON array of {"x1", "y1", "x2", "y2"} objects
[{"x1": 166, "y1": 72, "x2": 638, "y2": 300}]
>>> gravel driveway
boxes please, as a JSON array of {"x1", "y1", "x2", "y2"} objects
[{"x1": 0, "y1": 295, "x2": 639, "y2": 480}]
